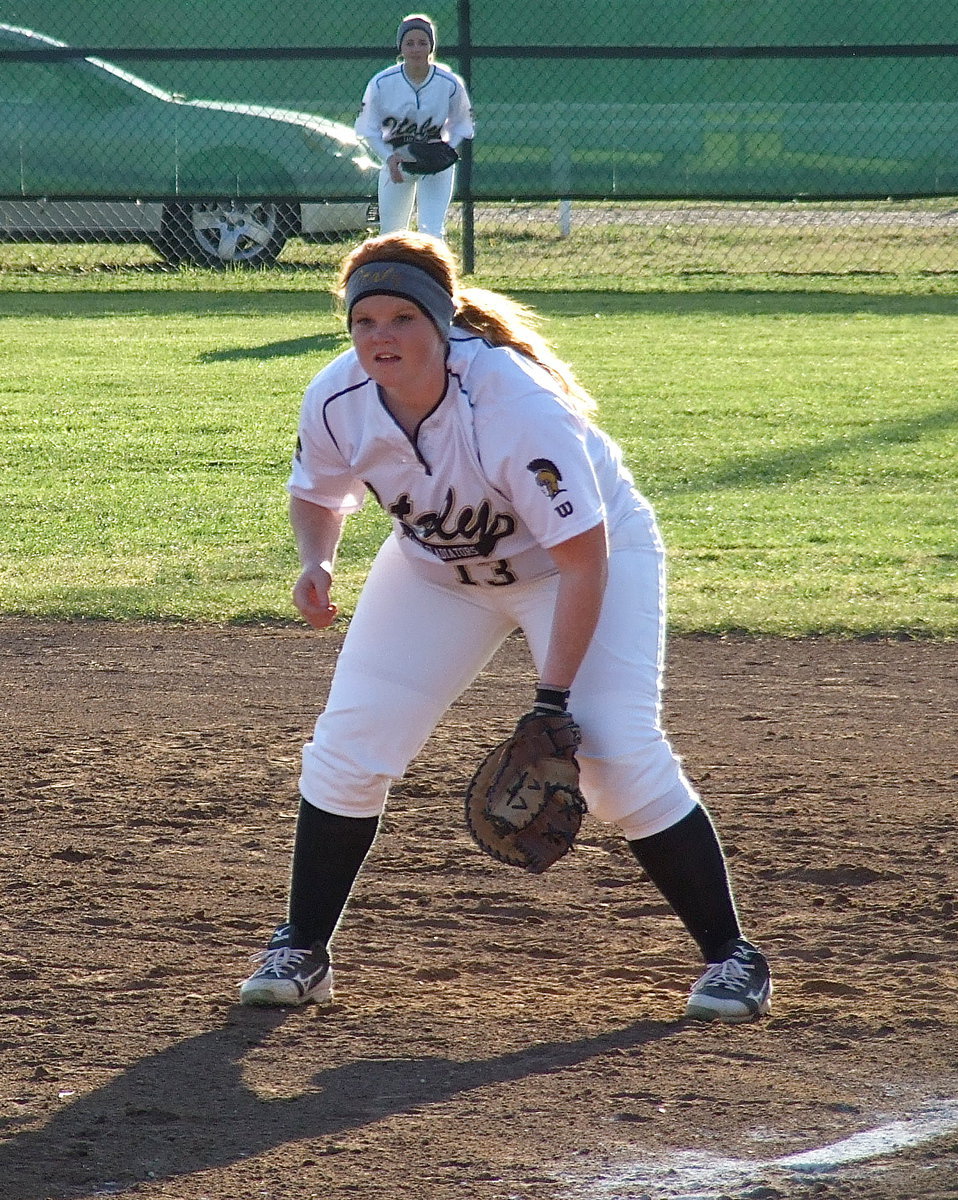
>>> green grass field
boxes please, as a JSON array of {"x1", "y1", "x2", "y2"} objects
[{"x1": 1, "y1": 229, "x2": 956, "y2": 636}]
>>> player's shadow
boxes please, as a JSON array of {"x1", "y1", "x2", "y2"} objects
[
  {"x1": 198, "y1": 331, "x2": 345, "y2": 362},
  {"x1": 0, "y1": 1009, "x2": 681, "y2": 1198}
]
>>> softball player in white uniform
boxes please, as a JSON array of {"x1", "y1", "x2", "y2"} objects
[
  {"x1": 239, "y1": 232, "x2": 772, "y2": 1024},
  {"x1": 355, "y1": 14, "x2": 474, "y2": 239}
]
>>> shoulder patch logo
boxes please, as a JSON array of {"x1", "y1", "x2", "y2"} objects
[{"x1": 527, "y1": 458, "x2": 565, "y2": 499}]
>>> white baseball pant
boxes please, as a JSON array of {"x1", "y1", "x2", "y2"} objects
[
  {"x1": 299, "y1": 511, "x2": 699, "y2": 840},
  {"x1": 377, "y1": 162, "x2": 456, "y2": 239}
]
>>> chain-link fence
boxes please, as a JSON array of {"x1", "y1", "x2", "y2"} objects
[{"x1": 1, "y1": 1, "x2": 956, "y2": 279}]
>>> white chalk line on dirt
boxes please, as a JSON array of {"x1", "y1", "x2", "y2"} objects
[{"x1": 564, "y1": 1099, "x2": 958, "y2": 1199}]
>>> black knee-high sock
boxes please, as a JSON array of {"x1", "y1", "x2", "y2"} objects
[
  {"x1": 628, "y1": 804, "x2": 741, "y2": 963},
  {"x1": 287, "y1": 798, "x2": 379, "y2": 949}
]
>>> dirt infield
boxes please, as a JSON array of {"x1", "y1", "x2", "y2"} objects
[{"x1": 1, "y1": 619, "x2": 956, "y2": 1200}]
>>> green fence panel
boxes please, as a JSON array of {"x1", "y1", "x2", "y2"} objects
[
  {"x1": 1, "y1": 1, "x2": 956, "y2": 270},
  {"x1": 2, "y1": 1, "x2": 956, "y2": 202}
]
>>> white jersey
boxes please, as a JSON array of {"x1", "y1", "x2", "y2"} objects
[
  {"x1": 288, "y1": 330, "x2": 654, "y2": 585},
  {"x1": 355, "y1": 63, "x2": 474, "y2": 162}
]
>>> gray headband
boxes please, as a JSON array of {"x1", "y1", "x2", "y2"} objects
[
  {"x1": 345, "y1": 261, "x2": 455, "y2": 337},
  {"x1": 397, "y1": 16, "x2": 436, "y2": 50}
]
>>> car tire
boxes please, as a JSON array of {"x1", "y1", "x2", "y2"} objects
[{"x1": 155, "y1": 200, "x2": 297, "y2": 267}]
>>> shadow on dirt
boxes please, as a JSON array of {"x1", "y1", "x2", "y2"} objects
[{"x1": 0, "y1": 1009, "x2": 683, "y2": 1198}]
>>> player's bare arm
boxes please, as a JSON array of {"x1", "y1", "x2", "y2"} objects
[
  {"x1": 289, "y1": 495, "x2": 344, "y2": 629},
  {"x1": 538, "y1": 520, "x2": 609, "y2": 690}
]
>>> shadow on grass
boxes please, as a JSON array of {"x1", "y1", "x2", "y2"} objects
[
  {"x1": 520, "y1": 288, "x2": 958, "y2": 320},
  {"x1": 0, "y1": 1008, "x2": 683, "y2": 1198},
  {"x1": 660, "y1": 402, "x2": 958, "y2": 495},
  {"x1": 199, "y1": 331, "x2": 344, "y2": 362},
  {"x1": 2, "y1": 286, "x2": 956, "y2": 322}
]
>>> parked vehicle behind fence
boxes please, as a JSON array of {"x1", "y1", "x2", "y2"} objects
[{"x1": 0, "y1": 23, "x2": 380, "y2": 265}]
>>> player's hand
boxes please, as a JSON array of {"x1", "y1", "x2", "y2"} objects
[
  {"x1": 387, "y1": 152, "x2": 406, "y2": 183},
  {"x1": 292, "y1": 565, "x2": 338, "y2": 630}
]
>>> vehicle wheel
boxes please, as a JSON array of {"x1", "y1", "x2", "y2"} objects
[{"x1": 155, "y1": 200, "x2": 296, "y2": 266}]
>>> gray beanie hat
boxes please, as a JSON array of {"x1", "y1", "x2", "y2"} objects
[{"x1": 397, "y1": 14, "x2": 437, "y2": 51}]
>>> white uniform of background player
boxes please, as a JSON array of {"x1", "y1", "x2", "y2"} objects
[{"x1": 355, "y1": 14, "x2": 474, "y2": 239}]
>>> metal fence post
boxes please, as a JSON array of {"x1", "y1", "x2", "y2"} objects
[{"x1": 457, "y1": 0, "x2": 475, "y2": 274}]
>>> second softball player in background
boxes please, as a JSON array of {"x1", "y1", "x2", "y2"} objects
[{"x1": 355, "y1": 13, "x2": 474, "y2": 239}]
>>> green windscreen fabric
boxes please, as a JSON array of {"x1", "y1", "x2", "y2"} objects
[{"x1": 1, "y1": 0, "x2": 956, "y2": 200}]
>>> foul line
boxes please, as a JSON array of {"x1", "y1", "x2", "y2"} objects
[{"x1": 571, "y1": 1099, "x2": 958, "y2": 1198}]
